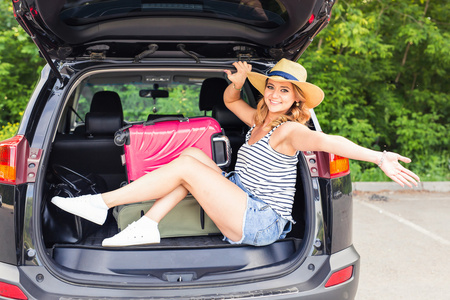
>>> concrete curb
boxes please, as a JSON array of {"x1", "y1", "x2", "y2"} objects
[{"x1": 352, "y1": 181, "x2": 450, "y2": 193}]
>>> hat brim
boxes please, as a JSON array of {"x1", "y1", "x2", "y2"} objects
[{"x1": 247, "y1": 72, "x2": 324, "y2": 109}]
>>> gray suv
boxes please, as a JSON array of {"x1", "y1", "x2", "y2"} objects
[{"x1": 0, "y1": 0, "x2": 359, "y2": 299}]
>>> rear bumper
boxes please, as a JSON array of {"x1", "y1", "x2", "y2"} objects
[{"x1": 1, "y1": 245, "x2": 359, "y2": 300}]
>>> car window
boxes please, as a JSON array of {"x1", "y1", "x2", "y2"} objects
[
  {"x1": 74, "y1": 81, "x2": 206, "y2": 126},
  {"x1": 60, "y1": 0, "x2": 287, "y2": 28}
]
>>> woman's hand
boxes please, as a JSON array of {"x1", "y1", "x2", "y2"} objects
[
  {"x1": 224, "y1": 61, "x2": 252, "y2": 89},
  {"x1": 378, "y1": 151, "x2": 420, "y2": 188}
]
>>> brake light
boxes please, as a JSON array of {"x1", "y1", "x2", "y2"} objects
[
  {"x1": 0, "y1": 281, "x2": 28, "y2": 300},
  {"x1": 325, "y1": 265, "x2": 353, "y2": 288},
  {"x1": 0, "y1": 135, "x2": 25, "y2": 184},
  {"x1": 330, "y1": 154, "x2": 350, "y2": 178}
]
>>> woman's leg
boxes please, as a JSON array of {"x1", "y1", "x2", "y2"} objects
[
  {"x1": 101, "y1": 147, "x2": 222, "y2": 208},
  {"x1": 53, "y1": 147, "x2": 248, "y2": 243},
  {"x1": 144, "y1": 185, "x2": 189, "y2": 223},
  {"x1": 101, "y1": 148, "x2": 247, "y2": 241}
]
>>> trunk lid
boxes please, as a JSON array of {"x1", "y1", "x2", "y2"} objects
[{"x1": 13, "y1": 0, "x2": 334, "y2": 63}]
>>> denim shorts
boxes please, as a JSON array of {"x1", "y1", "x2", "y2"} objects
[{"x1": 222, "y1": 172, "x2": 292, "y2": 246}]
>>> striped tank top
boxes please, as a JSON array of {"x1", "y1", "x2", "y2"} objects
[{"x1": 235, "y1": 122, "x2": 298, "y2": 222}]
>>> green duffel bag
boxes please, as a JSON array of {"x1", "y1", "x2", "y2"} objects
[{"x1": 112, "y1": 195, "x2": 221, "y2": 238}]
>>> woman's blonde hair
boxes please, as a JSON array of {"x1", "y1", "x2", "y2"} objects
[{"x1": 254, "y1": 83, "x2": 311, "y2": 130}]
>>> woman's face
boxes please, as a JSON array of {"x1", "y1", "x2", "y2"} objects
[{"x1": 264, "y1": 79, "x2": 299, "y2": 115}]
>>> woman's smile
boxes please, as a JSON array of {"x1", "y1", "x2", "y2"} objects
[{"x1": 269, "y1": 99, "x2": 282, "y2": 105}]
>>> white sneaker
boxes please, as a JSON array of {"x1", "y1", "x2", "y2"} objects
[
  {"x1": 51, "y1": 194, "x2": 108, "y2": 225},
  {"x1": 102, "y1": 217, "x2": 161, "y2": 247}
]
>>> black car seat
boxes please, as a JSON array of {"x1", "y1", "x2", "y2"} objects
[{"x1": 50, "y1": 91, "x2": 126, "y2": 190}]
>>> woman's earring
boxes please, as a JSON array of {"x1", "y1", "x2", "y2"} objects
[{"x1": 296, "y1": 102, "x2": 300, "y2": 107}]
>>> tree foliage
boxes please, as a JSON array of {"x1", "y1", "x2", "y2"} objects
[
  {"x1": 0, "y1": 0, "x2": 44, "y2": 125},
  {"x1": 0, "y1": 0, "x2": 448, "y2": 180},
  {"x1": 0, "y1": 122, "x2": 19, "y2": 141},
  {"x1": 300, "y1": 0, "x2": 449, "y2": 181}
]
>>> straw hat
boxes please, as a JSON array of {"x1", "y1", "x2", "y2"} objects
[{"x1": 247, "y1": 59, "x2": 324, "y2": 108}]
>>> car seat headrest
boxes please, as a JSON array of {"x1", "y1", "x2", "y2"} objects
[
  {"x1": 199, "y1": 78, "x2": 229, "y2": 112},
  {"x1": 85, "y1": 112, "x2": 123, "y2": 137},
  {"x1": 90, "y1": 91, "x2": 123, "y2": 117}
]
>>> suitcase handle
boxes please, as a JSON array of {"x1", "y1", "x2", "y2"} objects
[
  {"x1": 213, "y1": 135, "x2": 232, "y2": 168},
  {"x1": 143, "y1": 116, "x2": 189, "y2": 126}
]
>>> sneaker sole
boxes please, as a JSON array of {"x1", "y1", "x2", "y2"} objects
[{"x1": 102, "y1": 240, "x2": 161, "y2": 247}]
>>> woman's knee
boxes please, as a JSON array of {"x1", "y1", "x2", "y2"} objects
[
  {"x1": 178, "y1": 147, "x2": 221, "y2": 172},
  {"x1": 175, "y1": 153, "x2": 201, "y2": 171},
  {"x1": 180, "y1": 147, "x2": 205, "y2": 159}
]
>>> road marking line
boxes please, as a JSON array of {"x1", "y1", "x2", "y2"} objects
[{"x1": 357, "y1": 200, "x2": 450, "y2": 246}]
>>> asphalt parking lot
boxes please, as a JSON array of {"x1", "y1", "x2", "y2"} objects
[{"x1": 352, "y1": 190, "x2": 450, "y2": 300}]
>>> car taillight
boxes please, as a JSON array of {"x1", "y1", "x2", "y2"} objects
[
  {"x1": 325, "y1": 265, "x2": 353, "y2": 288},
  {"x1": 330, "y1": 154, "x2": 350, "y2": 178},
  {"x1": 0, "y1": 281, "x2": 28, "y2": 300},
  {"x1": 0, "y1": 135, "x2": 25, "y2": 184}
]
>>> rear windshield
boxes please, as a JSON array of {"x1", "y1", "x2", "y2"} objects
[
  {"x1": 67, "y1": 71, "x2": 250, "y2": 132},
  {"x1": 60, "y1": 0, "x2": 287, "y2": 28},
  {"x1": 74, "y1": 79, "x2": 205, "y2": 125}
]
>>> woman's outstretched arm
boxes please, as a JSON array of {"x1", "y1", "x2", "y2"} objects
[{"x1": 284, "y1": 122, "x2": 420, "y2": 187}]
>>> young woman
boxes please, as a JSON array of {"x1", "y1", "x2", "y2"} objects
[{"x1": 52, "y1": 59, "x2": 420, "y2": 247}]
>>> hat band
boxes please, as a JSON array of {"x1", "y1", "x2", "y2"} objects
[{"x1": 267, "y1": 71, "x2": 298, "y2": 81}]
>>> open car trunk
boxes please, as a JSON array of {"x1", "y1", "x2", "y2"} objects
[
  {"x1": 38, "y1": 63, "x2": 314, "y2": 285},
  {"x1": 47, "y1": 170, "x2": 308, "y2": 281},
  {"x1": 43, "y1": 168, "x2": 310, "y2": 284}
]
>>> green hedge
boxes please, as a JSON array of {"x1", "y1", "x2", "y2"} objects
[
  {"x1": 0, "y1": 0, "x2": 448, "y2": 181},
  {"x1": 0, "y1": 122, "x2": 19, "y2": 141}
]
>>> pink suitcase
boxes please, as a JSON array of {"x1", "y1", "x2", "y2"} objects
[{"x1": 114, "y1": 117, "x2": 230, "y2": 183}]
